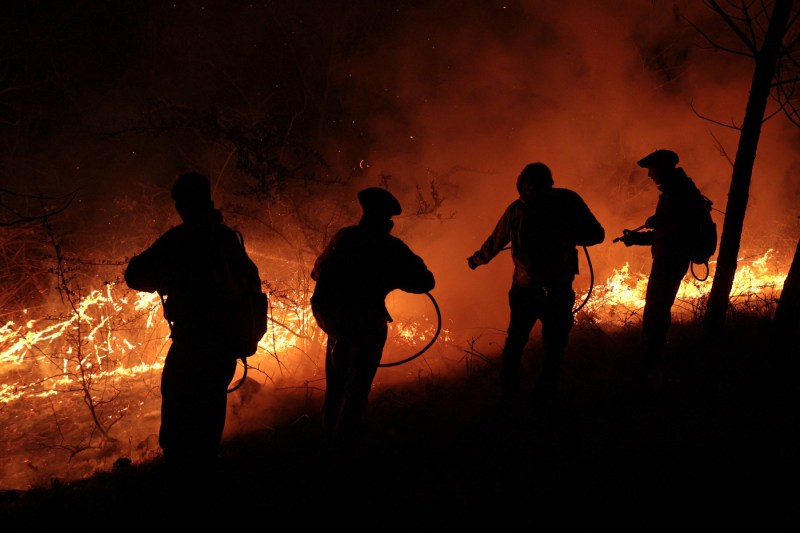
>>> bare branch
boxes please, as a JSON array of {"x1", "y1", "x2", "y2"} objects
[
  {"x1": 740, "y1": 0, "x2": 759, "y2": 47},
  {"x1": 690, "y1": 98, "x2": 742, "y2": 130},
  {"x1": 771, "y1": 75, "x2": 800, "y2": 86},
  {"x1": 703, "y1": 0, "x2": 760, "y2": 55},
  {"x1": 707, "y1": 127, "x2": 735, "y2": 166},
  {"x1": 780, "y1": 6, "x2": 800, "y2": 50},
  {"x1": 776, "y1": 80, "x2": 800, "y2": 127},
  {"x1": 762, "y1": 102, "x2": 785, "y2": 121},
  {"x1": 0, "y1": 190, "x2": 77, "y2": 227},
  {"x1": 684, "y1": 12, "x2": 755, "y2": 58}
]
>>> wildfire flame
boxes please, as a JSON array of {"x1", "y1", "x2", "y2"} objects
[
  {"x1": 1, "y1": 249, "x2": 787, "y2": 406},
  {"x1": 576, "y1": 249, "x2": 786, "y2": 327},
  {"x1": 0, "y1": 249, "x2": 789, "y2": 490}
]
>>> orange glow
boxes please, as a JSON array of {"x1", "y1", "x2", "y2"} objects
[
  {"x1": 1, "y1": 249, "x2": 787, "y2": 406},
  {"x1": 0, "y1": 249, "x2": 788, "y2": 491},
  {"x1": 577, "y1": 249, "x2": 786, "y2": 327}
]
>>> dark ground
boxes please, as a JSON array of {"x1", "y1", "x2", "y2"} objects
[{"x1": 1, "y1": 318, "x2": 798, "y2": 530}]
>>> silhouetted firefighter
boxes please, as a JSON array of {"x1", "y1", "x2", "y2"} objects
[
  {"x1": 311, "y1": 187, "x2": 435, "y2": 453},
  {"x1": 467, "y1": 162, "x2": 605, "y2": 407},
  {"x1": 124, "y1": 172, "x2": 264, "y2": 484},
  {"x1": 616, "y1": 149, "x2": 715, "y2": 365}
]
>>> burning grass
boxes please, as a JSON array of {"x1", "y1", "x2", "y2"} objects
[{"x1": 0, "y1": 249, "x2": 789, "y2": 490}]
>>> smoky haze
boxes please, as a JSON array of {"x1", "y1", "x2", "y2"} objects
[
  {"x1": 3, "y1": 0, "x2": 800, "y2": 445},
  {"x1": 4, "y1": 0, "x2": 800, "y2": 490},
  {"x1": 334, "y1": 0, "x2": 800, "y2": 342}
]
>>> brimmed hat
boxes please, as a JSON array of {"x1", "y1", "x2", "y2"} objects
[
  {"x1": 357, "y1": 187, "x2": 402, "y2": 218},
  {"x1": 637, "y1": 149, "x2": 679, "y2": 169}
]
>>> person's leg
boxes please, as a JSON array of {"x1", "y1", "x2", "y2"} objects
[
  {"x1": 322, "y1": 337, "x2": 348, "y2": 442},
  {"x1": 501, "y1": 285, "x2": 541, "y2": 401},
  {"x1": 642, "y1": 256, "x2": 689, "y2": 361},
  {"x1": 159, "y1": 343, "x2": 235, "y2": 490},
  {"x1": 538, "y1": 285, "x2": 575, "y2": 403},
  {"x1": 194, "y1": 355, "x2": 237, "y2": 464},
  {"x1": 159, "y1": 344, "x2": 190, "y2": 471},
  {"x1": 338, "y1": 321, "x2": 387, "y2": 447}
]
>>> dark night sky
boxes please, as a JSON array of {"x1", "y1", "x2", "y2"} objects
[{"x1": 2, "y1": 0, "x2": 800, "y2": 330}]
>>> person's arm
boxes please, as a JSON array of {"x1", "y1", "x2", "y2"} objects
[
  {"x1": 398, "y1": 251, "x2": 435, "y2": 294},
  {"x1": 311, "y1": 229, "x2": 344, "y2": 281},
  {"x1": 467, "y1": 204, "x2": 514, "y2": 269},
  {"x1": 572, "y1": 194, "x2": 605, "y2": 247},
  {"x1": 124, "y1": 234, "x2": 172, "y2": 293}
]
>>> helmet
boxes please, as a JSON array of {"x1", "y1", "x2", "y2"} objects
[
  {"x1": 357, "y1": 187, "x2": 402, "y2": 218},
  {"x1": 637, "y1": 149, "x2": 679, "y2": 169},
  {"x1": 516, "y1": 162, "x2": 554, "y2": 194}
]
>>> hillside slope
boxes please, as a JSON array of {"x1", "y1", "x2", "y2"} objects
[{"x1": 2, "y1": 321, "x2": 797, "y2": 529}]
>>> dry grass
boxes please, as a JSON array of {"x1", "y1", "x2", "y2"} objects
[{"x1": 1, "y1": 315, "x2": 797, "y2": 530}]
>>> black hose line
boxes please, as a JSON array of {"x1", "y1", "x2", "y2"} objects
[
  {"x1": 379, "y1": 291, "x2": 442, "y2": 368},
  {"x1": 230, "y1": 291, "x2": 444, "y2": 390},
  {"x1": 230, "y1": 243, "x2": 593, "y2": 386},
  {"x1": 228, "y1": 291, "x2": 272, "y2": 393},
  {"x1": 227, "y1": 359, "x2": 248, "y2": 393},
  {"x1": 690, "y1": 261, "x2": 710, "y2": 282},
  {"x1": 572, "y1": 245, "x2": 594, "y2": 315},
  {"x1": 498, "y1": 245, "x2": 596, "y2": 315}
]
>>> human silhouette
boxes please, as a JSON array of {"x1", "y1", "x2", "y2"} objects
[
  {"x1": 124, "y1": 171, "x2": 264, "y2": 483},
  {"x1": 311, "y1": 187, "x2": 435, "y2": 452},
  {"x1": 467, "y1": 162, "x2": 605, "y2": 407},
  {"x1": 617, "y1": 149, "x2": 709, "y2": 363}
]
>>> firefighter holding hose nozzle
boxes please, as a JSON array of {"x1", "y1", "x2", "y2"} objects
[{"x1": 616, "y1": 148, "x2": 714, "y2": 367}]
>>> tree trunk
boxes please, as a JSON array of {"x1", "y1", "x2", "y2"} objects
[
  {"x1": 703, "y1": 0, "x2": 795, "y2": 340},
  {"x1": 770, "y1": 230, "x2": 800, "y2": 362}
]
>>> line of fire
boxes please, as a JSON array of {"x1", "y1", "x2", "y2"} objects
[
  {"x1": 2, "y1": 0, "x2": 800, "y2": 500},
  {"x1": 0, "y1": 240, "x2": 789, "y2": 489}
]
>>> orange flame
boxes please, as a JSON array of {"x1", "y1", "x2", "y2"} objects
[{"x1": 0, "y1": 249, "x2": 788, "y2": 406}]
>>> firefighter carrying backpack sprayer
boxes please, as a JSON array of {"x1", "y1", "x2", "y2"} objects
[
  {"x1": 217, "y1": 229, "x2": 269, "y2": 392},
  {"x1": 613, "y1": 195, "x2": 717, "y2": 280},
  {"x1": 159, "y1": 227, "x2": 268, "y2": 393},
  {"x1": 689, "y1": 194, "x2": 718, "y2": 281}
]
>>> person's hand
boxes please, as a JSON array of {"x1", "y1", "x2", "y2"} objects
[
  {"x1": 619, "y1": 229, "x2": 646, "y2": 247},
  {"x1": 467, "y1": 255, "x2": 479, "y2": 270}
]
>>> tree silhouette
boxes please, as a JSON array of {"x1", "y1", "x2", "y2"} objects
[{"x1": 688, "y1": 0, "x2": 799, "y2": 340}]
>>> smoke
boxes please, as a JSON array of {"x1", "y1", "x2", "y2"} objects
[
  {"x1": 3, "y1": 1, "x2": 800, "y2": 487},
  {"x1": 318, "y1": 0, "x2": 800, "y2": 343},
  {"x1": 6, "y1": 0, "x2": 799, "y2": 380}
]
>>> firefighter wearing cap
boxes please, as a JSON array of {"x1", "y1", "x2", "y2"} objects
[
  {"x1": 311, "y1": 187, "x2": 435, "y2": 449},
  {"x1": 467, "y1": 163, "x2": 605, "y2": 406},
  {"x1": 618, "y1": 149, "x2": 708, "y2": 361},
  {"x1": 124, "y1": 171, "x2": 263, "y2": 482}
]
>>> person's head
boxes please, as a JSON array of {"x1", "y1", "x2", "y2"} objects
[
  {"x1": 516, "y1": 162, "x2": 554, "y2": 203},
  {"x1": 357, "y1": 187, "x2": 401, "y2": 231},
  {"x1": 172, "y1": 171, "x2": 214, "y2": 221},
  {"x1": 637, "y1": 149, "x2": 679, "y2": 186}
]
